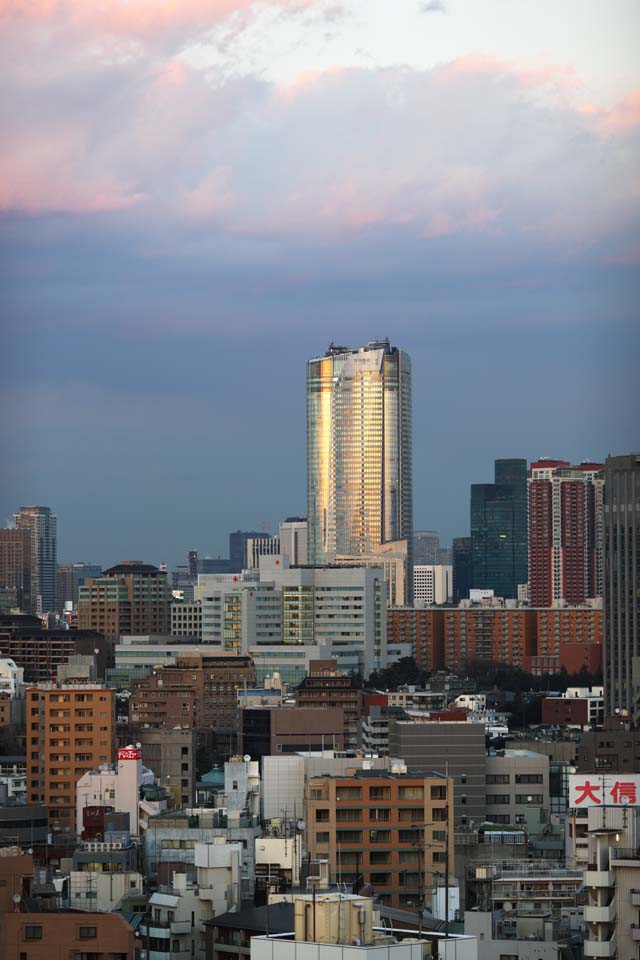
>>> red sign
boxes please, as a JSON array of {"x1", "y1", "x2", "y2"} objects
[{"x1": 118, "y1": 748, "x2": 141, "y2": 761}]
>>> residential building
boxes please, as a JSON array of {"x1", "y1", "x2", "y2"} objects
[
  {"x1": 75, "y1": 744, "x2": 165, "y2": 837},
  {"x1": 484, "y1": 750, "x2": 550, "y2": 834},
  {"x1": 387, "y1": 608, "x2": 444, "y2": 671},
  {"x1": 13, "y1": 506, "x2": 57, "y2": 613},
  {"x1": 0, "y1": 800, "x2": 47, "y2": 847},
  {"x1": 541, "y1": 686, "x2": 604, "y2": 727},
  {"x1": 388, "y1": 718, "x2": 486, "y2": 827},
  {"x1": 470, "y1": 459, "x2": 528, "y2": 599},
  {"x1": 78, "y1": 560, "x2": 170, "y2": 642},
  {"x1": 602, "y1": 453, "x2": 640, "y2": 719},
  {"x1": 241, "y1": 705, "x2": 345, "y2": 761},
  {"x1": 307, "y1": 341, "x2": 413, "y2": 599},
  {"x1": 528, "y1": 459, "x2": 604, "y2": 606},
  {"x1": 261, "y1": 752, "x2": 395, "y2": 821},
  {"x1": 0, "y1": 527, "x2": 32, "y2": 613},
  {"x1": 279, "y1": 517, "x2": 308, "y2": 566},
  {"x1": 584, "y1": 803, "x2": 640, "y2": 960},
  {"x1": 26, "y1": 683, "x2": 115, "y2": 835},
  {"x1": 206, "y1": 902, "x2": 294, "y2": 960},
  {"x1": 125, "y1": 726, "x2": 196, "y2": 810},
  {"x1": 294, "y1": 660, "x2": 363, "y2": 749},
  {"x1": 414, "y1": 565, "x2": 452, "y2": 606},
  {"x1": 0, "y1": 622, "x2": 109, "y2": 683},
  {"x1": 452, "y1": 537, "x2": 472, "y2": 603},
  {"x1": 576, "y1": 719, "x2": 640, "y2": 773},
  {"x1": 304, "y1": 770, "x2": 453, "y2": 911}
]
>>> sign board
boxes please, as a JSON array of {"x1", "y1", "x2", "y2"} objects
[
  {"x1": 568, "y1": 773, "x2": 640, "y2": 808},
  {"x1": 117, "y1": 747, "x2": 141, "y2": 761}
]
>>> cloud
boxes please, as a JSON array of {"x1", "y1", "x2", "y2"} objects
[{"x1": 0, "y1": 2, "x2": 638, "y2": 267}]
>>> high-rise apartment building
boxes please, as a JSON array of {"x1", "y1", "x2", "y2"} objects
[
  {"x1": 27, "y1": 683, "x2": 115, "y2": 834},
  {"x1": 602, "y1": 454, "x2": 640, "y2": 719},
  {"x1": 0, "y1": 528, "x2": 32, "y2": 613},
  {"x1": 307, "y1": 341, "x2": 413, "y2": 595},
  {"x1": 528, "y1": 460, "x2": 604, "y2": 607},
  {"x1": 14, "y1": 506, "x2": 57, "y2": 613},
  {"x1": 470, "y1": 459, "x2": 528, "y2": 599},
  {"x1": 78, "y1": 561, "x2": 170, "y2": 641},
  {"x1": 56, "y1": 562, "x2": 102, "y2": 611}
]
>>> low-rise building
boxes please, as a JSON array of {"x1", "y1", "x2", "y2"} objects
[
  {"x1": 294, "y1": 660, "x2": 362, "y2": 749},
  {"x1": 76, "y1": 744, "x2": 166, "y2": 837},
  {"x1": 541, "y1": 686, "x2": 604, "y2": 728}
]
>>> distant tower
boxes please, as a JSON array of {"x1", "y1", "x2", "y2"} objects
[
  {"x1": 306, "y1": 340, "x2": 413, "y2": 593},
  {"x1": 470, "y1": 460, "x2": 528, "y2": 599},
  {"x1": 14, "y1": 506, "x2": 57, "y2": 613},
  {"x1": 603, "y1": 454, "x2": 640, "y2": 720}
]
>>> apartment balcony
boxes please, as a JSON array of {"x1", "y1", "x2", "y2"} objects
[
  {"x1": 610, "y1": 847, "x2": 640, "y2": 866},
  {"x1": 584, "y1": 870, "x2": 614, "y2": 888},
  {"x1": 584, "y1": 938, "x2": 616, "y2": 958},
  {"x1": 584, "y1": 902, "x2": 616, "y2": 924},
  {"x1": 170, "y1": 920, "x2": 192, "y2": 935},
  {"x1": 632, "y1": 890, "x2": 640, "y2": 907},
  {"x1": 632, "y1": 926, "x2": 640, "y2": 942}
]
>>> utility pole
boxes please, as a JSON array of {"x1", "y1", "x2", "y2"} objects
[{"x1": 444, "y1": 763, "x2": 450, "y2": 939}]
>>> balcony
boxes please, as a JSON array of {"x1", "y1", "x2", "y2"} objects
[
  {"x1": 632, "y1": 890, "x2": 640, "y2": 907},
  {"x1": 584, "y1": 938, "x2": 616, "y2": 958},
  {"x1": 610, "y1": 847, "x2": 640, "y2": 865},
  {"x1": 632, "y1": 926, "x2": 640, "y2": 942},
  {"x1": 584, "y1": 870, "x2": 614, "y2": 888},
  {"x1": 584, "y1": 903, "x2": 615, "y2": 924},
  {"x1": 170, "y1": 920, "x2": 192, "y2": 935}
]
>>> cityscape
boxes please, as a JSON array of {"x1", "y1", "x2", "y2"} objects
[{"x1": 1, "y1": 3, "x2": 639, "y2": 960}]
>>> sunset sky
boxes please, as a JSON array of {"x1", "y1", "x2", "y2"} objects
[{"x1": 2, "y1": 0, "x2": 638, "y2": 566}]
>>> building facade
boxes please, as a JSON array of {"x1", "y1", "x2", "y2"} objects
[
  {"x1": 602, "y1": 453, "x2": 640, "y2": 720},
  {"x1": 14, "y1": 506, "x2": 57, "y2": 613},
  {"x1": 307, "y1": 341, "x2": 413, "y2": 597},
  {"x1": 78, "y1": 560, "x2": 170, "y2": 641},
  {"x1": 528, "y1": 460, "x2": 604, "y2": 607},
  {"x1": 26, "y1": 683, "x2": 115, "y2": 835},
  {"x1": 414, "y1": 565, "x2": 452, "y2": 606},
  {"x1": 452, "y1": 536, "x2": 472, "y2": 603},
  {"x1": 471, "y1": 460, "x2": 528, "y2": 600},
  {"x1": 0, "y1": 528, "x2": 32, "y2": 614}
]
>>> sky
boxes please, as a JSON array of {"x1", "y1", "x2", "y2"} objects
[{"x1": 1, "y1": 0, "x2": 639, "y2": 568}]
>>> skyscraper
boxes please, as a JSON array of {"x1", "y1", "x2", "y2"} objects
[
  {"x1": 603, "y1": 454, "x2": 640, "y2": 720},
  {"x1": 0, "y1": 527, "x2": 33, "y2": 612},
  {"x1": 528, "y1": 460, "x2": 604, "y2": 607},
  {"x1": 78, "y1": 561, "x2": 170, "y2": 641},
  {"x1": 470, "y1": 459, "x2": 528, "y2": 599},
  {"x1": 452, "y1": 536, "x2": 472, "y2": 602},
  {"x1": 307, "y1": 340, "x2": 413, "y2": 582},
  {"x1": 229, "y1": 531, "x2": 270, "y2": 573},
  {"x1": 413, "y1": 531, "x2": 440, "y2": 565},
  {"x1": 14, "y1": 506, "x2": 57, "y2": 613}
]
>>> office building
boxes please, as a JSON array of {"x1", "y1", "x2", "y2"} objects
[
  {"x1": 414, "y1": 564, "x2": 452, "y2": 606},
  {"x1": 229, "y1": 531, "x2": 270, "y2": 572},
  {"x1": 294, "y1": 659, "x2": 363, "y2": 749},
  {"x1": 279, "y1": 517, "x2": 308, "y2": 565},
  {"x1": 542, "y1": 686, "x2": 604, "y2": 727},
  {"x1": 78, "y1": 560, "x2": 170, "y2": 641},
  {"x1": 124, "y1": 726, "x2": 196, "y2": 810},
  {"x1": 413, "y1": 531, "x2": 440, "y2": 565},
  {"x1": 388, "y1": 718, "x2": 486, "y2": 826},
  {"x1": 528, "y1": 459, "x2": 604, "y2": 606},
  {"x1": 246, "y1": 536, "x2": 280, "y2": 569},
  {"x1": 470, "y1": 460, "x2": 528, "y2": 599},
  {"x1": 241, "y1": 705, "x2": 345, "y2": 761},
  {"x1": 452, "y1": 536, "x2": 472, "y2": 602},
  {"x1": 171, "y1": 599, "x2": 202, "y2": 638},
  {"x1": 13, "y1": 506, "x2": 57, "y2": 613},
  {"x1": 484, "y1": 749, "x2": 550, "y2": 831},
  {"x1": 56, "y1": 562, "x2": 102, "y2": 611},
  {"x1": 307, "y1": 341, "x2": 413, "y2": 597},
  {"x1": 335, "y1": 538, "x2": 410, "y2": 607},
  {"x1": 0, "y1": 527, "x2": 32, "y2": 613},
  {"x1": 26, "y1": 683, "x2": 115, "y2": 834},
  {"x1": 602, "y1": 453, "x2": 640, "y2": 719},
  {"x1": 304, "y1": 770, "x2": 453, "y2": 911}
]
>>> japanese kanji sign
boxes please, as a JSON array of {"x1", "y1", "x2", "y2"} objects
[{"x1": 568, "y1": 774, "x2": 640, "y2": 808}]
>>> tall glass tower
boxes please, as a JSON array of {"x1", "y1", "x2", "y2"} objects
[
  {"x1": 307, "y1": 340, "x2": 413, "y2": 577},
  {"x1": 470, "y1": 459, "x2": 528, "y2": 600},
  {"x1": 14, "y1": 505, "x2": 57, "y2": 613}
]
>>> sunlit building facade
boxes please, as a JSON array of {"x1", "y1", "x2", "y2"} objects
[{"x1": 307, "y1": 340, "x2": 413, "y2": 594}]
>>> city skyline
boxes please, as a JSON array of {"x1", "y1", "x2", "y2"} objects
[{"x1": 2, "y1": 1, "x2": 637, "y2": 567}]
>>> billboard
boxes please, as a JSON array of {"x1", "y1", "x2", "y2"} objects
[
  {"x1": 568, "y1": 773, "x2": 640, "y2": 808},
  {"x1": 117, "y1": 747, "x2": 141, "y2": 761}
]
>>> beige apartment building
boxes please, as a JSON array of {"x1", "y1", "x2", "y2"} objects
[
  {"x1": 27, "y1": 683, "x2": 115, "y2": 835},
  {"x1": 305, "y1": 770, "x2": 454, "y2": 910}
]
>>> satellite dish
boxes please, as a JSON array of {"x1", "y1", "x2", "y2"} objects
[
  {"x1": 13, "y1": 894, "x2": 21, "y2": 904},
  {"x1": 297, "y1": 820, "x2": 305, "y2": 832},
  {"x1": 136, "y1": 743, "x2": 142, "y2": 749},
  {"x1": 243, "y1": 755, "x2": 251, "y2": 763}
]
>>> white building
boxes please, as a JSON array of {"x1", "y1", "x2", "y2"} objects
[
  {"x1": 0, "y1": 658, "x2": 24, "y2": 697},
  {"x1": 76, "y1": 745, "x2": 165, "y2": 837},
  {"x1": 246, "y1": 536, "x2": 281, "y2": 570},
  {"x1": 171, "y1": 600, "x2": 202, "y2": 638},
  {"x1": 70, "y1": 869, "x2": 143, "y2": 913},
  {"x1": 279, "y1": 518, "x2": 308, "y2": 566},
  {"x1": 414, "y1": 565, "x2": 452, "y2": 606}
]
